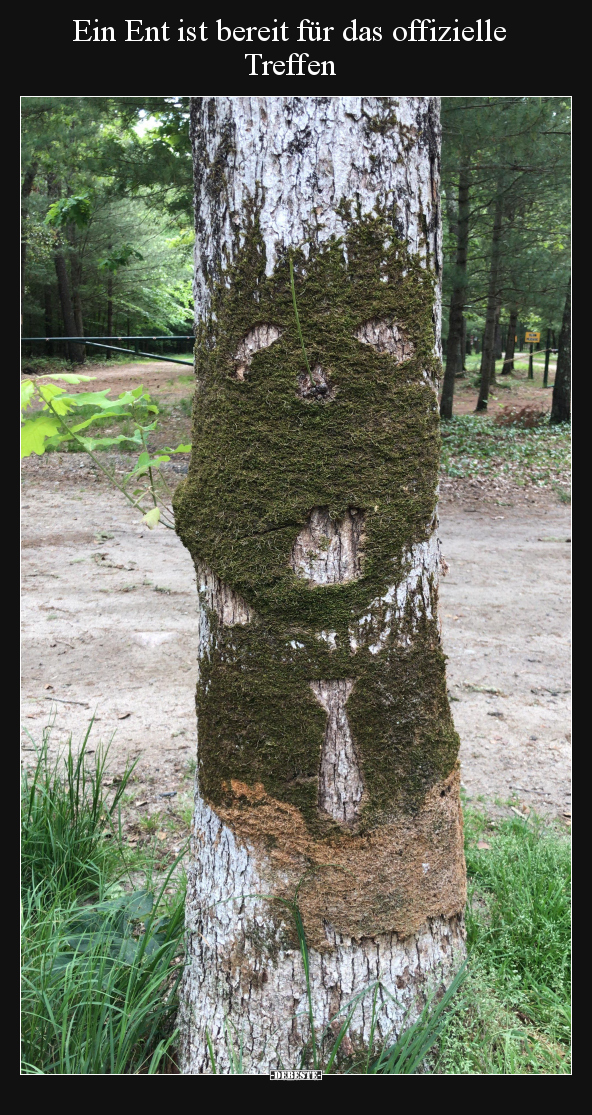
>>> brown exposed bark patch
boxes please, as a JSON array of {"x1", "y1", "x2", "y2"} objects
[
  {"x1": 290, "y1": 507, "x2": 365, "y2": 585},
  {"x1": 232, "y1": 323, "x2": 283, "y2": 379},
  {"x1": 310, "y1": 679, "x2": 364, "y2": 827},
  {"x1": 355, "y1": 319, "x2": 415, "y2": 362},
  {"x1": 215, "y1": 765, "x2": 466, "y2": 949}
]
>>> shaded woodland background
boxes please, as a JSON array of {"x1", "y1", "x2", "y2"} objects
[{"x1": 21, "y1": 96, "x2": 570, "y2": 413}]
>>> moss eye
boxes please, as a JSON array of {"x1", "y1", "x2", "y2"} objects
[
  {"x1": 355, "y1": 319, "x2": 414, "y2": 362},
  {"x1": 232, "y1": 323, "x2": 283, "y2": 379}
]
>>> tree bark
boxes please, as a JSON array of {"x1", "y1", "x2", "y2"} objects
[
  {"x1": 502, "y1": 310, "x2": 518, "y2": 374},
  {"x1": 43, "y1": 286, "x2": 53, "y2": 356},
  {"x1": 551, "y1": 278, "x2": 570, "y2": 424},
  {"x1": 106, "y1": 258, "x2": 113, "y2": 360},
  {"x1": 176, "y1": 96, "x2": 466, "y2": 1075},
  {"x1": 440, "y1": 161, "x2": 470, "y2": 420},
  {"x1": 490, "y1": 296, "x2": 502, "y2": 386},
  {"x1": 67, "y1": 223, "x2": 86, "y2": 362},
  {"x1": 47, "y1": 176, "x2": 85, "y2": 364},
  {"x1": 21, "y1": 162, "x2": 38, "y2": 326},
  {"x1": 476, "y1": 196, "x2": 503, "y2": 412},
  {"x1": 461, "y1": 316, "x2": 467, "y2": 370},
  {"x1": 53, "y1": 251, "x2": 83, "y2": 363}
]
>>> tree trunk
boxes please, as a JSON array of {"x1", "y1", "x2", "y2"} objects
[
  {"x1": 176, "y1": 96, "x2": 466, "y2": 1076},
  {"x1": 466, "y1": 331, "x2": 472, "y2": 356},
  {"x1": 493, "y1": 301, "x2": 502, "y2": 361},
  {"x1": 461, "y1": 317, "x2": 467, "y2": 370},
  {"x1": 44, "y1": 286, "x2": 53, "y2": 356},
  {"x1": 490, "y1": 297, "x2": 502, "y2": 387},
  {"x1": 48, "y1": 175, "x2": 85, "y2": 364},
  {"x1": 106, "y1": 263, "x2": 113, "y2": 360},
  {"x1": 67, "y1": 224, "x2": 86, "y2": 362},
  {"x1": 440, "y1": 161, "x2": 470, "y2": 420},
  {"x1": 54, "y1": 251, "x2": 85, "y2": 363},
  {"x1": 502, "y1": 310, "x2": 518, "y2": 374},
  {"x1": 551, "y1": 278, "x2": 570, "y2": 423},
  {"x1": 476, "y1": 196, "x2": 503, "y2": 412},
  {"x1": 21, "y1": 162, "x2": 38, "y2": 326}
]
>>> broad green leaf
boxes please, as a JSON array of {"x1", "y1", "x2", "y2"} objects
[
  {"x1": 162, "y1": 443, "x2": 192, "y2": 454},
  {"x1": 134, "y1": 452, "x2": 171, "y2": 477},
  {"x1": 21, "y1": 413, "x2": 62, "y2": 457},
  {"x1": 58, "y1": 389, "x2": 115, "y2": 409},
  {"x1": 38, "y1": 373, "x2": 95, "y2": 383},
  {"x1": 21, "y1": 381, "x2": 35, "y2": 411},
  {"x1": 131, "y1": 386, "x2": 145, "y2": 399},
  {"x1": 38, "y1": 383, "x2": 66, "y2": 403},
  {"x1": 43, "y1": 397, "x2": 72, "y2": 416},
  {"x1": 76, "y1": 432, "x2": 144, "y2": 450},
  {"x1": 66, "y1": 405, "x2": 131, "y2": 431},
  {"x1": 142, "y1": 507, "x2": 160, "y2": 529}
]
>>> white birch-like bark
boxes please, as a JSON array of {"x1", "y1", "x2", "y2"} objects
[{"x1": 179, "y1": 96, "x2": 464, "y2": 1076}]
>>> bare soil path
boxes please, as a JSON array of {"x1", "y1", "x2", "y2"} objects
[
  {"x1": 21, "y1": 360, "x2": 571, "y2": 837},
  {"x1": 21, "y1": 457, "x2": 571, "y2": 840}
]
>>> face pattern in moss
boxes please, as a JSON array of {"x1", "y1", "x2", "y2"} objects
[{"x1": 175, "y1": 209, "x2": 459, "y2": 833}]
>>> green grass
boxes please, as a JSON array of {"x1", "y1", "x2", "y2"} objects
[
  {"x1": 433, "y1": 806, "x2": 571, "y2": 1074},
  {"x1": 440, "y1": 414, "x2": 570, "y2": 486},
  {"x1": 21, "y1": 724, "x2": 186, "y2": 1074},
  {"x1": 21, "y1": 724, "x2": 570, "y2": 1074}
]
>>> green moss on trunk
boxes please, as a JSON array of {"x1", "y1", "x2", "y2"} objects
[{"x1": 175, "y1": 207, "x2": 459, "y2": 835}]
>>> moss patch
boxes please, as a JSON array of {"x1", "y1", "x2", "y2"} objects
[{"x1": 175, "y1": 206, "x2": 459, "y2": 833}]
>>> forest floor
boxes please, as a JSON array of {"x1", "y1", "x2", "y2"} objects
[{"x1": 21, "y1": 360, "x2": 571, "y2": 858}]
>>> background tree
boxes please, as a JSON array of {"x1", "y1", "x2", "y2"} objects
[
  {"x1": 21, "y1": 98, "x2": 194, "y2": 358},
  {"x1": 440, "y1": 97, "x2": 570, "y2": 415},
  {"x1": 551, "y1": 279, "x2": 570, "y2": 423},
  {"x1": 174, "y1": 95, "x2": 466, "y2": 1075}
]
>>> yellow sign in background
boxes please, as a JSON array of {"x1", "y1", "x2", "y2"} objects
[{"x1": 525, "y1": 331, "x2": 541, "y2": 343}]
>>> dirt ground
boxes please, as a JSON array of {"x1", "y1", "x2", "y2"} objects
[
  {"x1": 21, "y1": 361, "x2": 571, "y2": 845},
  {"x1": 451, "y1": 356, "x2": 557, "y2": 417}
]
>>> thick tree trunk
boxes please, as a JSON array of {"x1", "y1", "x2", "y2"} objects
[
  {"x1": 502, "y1": 310, "x2": 518, "y2": 374},
  {"x1": 461, "y1": 316, "x2": 467, "y2": 370},
  {"x1": 106, "y1": 264, "x2": 113, "y2": 360},
  {"x1": 43, "y1": 286, "x2": 53, "y2": 356},
  {"x1": 21, "y1": 162, "x2": 38, "y2": 325},
  {"x1": 176, "y1": 96, "x2": 466, "y2": 1075},
  {"x1": 476, "y1": 196, "x2": 503, "y2": 412},
  {"x1": 53, "y1": 250, "x2": 85, "y2": 363},
  {"x1": 493, "y1": 299, "x2": 502, "y2": 363},
  {"x1": 440, "y1": 161, "x2": 470, "y2": 420},
  {"x1": 67, "y1": 225, "x2": 86, "y2": 362},
  {"x1": 48, "y1": 176, "x2": 85, "y2": 364},
  {"x1": 490, "y1": 296, "x2": 502, "y2": 386},
  {"x1": 551, "y1": 278, "x2": 571, "y2": 423}
]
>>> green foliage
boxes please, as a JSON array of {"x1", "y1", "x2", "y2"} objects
[
  {"x1": 20, "y1": 372, "x2": 190, "y2": 530},
  {"x1": 440, "y1": 414, "x2": 570, "y2": 485},
  {"x1": 45, "y1": 193, "x2": 93, "y2": 230},
  {"x1": 97, "y1": 244, "x2": 144, "y2": 273},
  {"x1": 464, "y1": 810, "x2": 571, "y2": 1032},
  {"x1": 21, "y1": 723, "x2": 134, "y2": 900},
  {"x1": 441, "y1": 97, "x2": 570, "y2": 347},
  {"x1": 21, "y1": 723, "x2": 186, "y2": 1074},
  {"x1": 433, "y1": 808, "x2": 571, "y2": 1074},
  {"x1": 22, "y1": 97, "x2": 194, "y2": 343}
]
